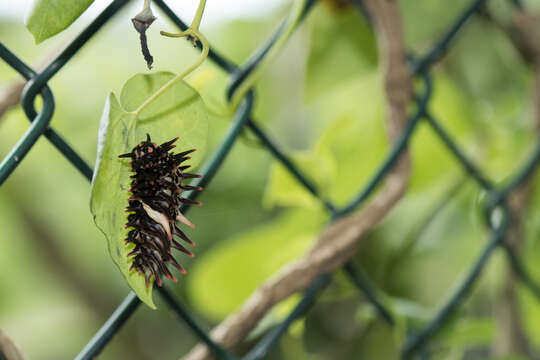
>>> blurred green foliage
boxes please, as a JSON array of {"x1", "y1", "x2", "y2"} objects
[{"x1": 1, "y1": 1, "x2": 540, "y2": 359}]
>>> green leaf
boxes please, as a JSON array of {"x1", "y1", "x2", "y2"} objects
[
  {"x1": 187, "y1": 209, "x2": 327, "y2": 319},
  {"x1": 263, "y1": 148, "x2": 336, "y2": 210},
  {"x1": 186, "y1": 63, "x2": 233, "y2": 117},
  {"x1": 90, "y1": 72, "x2": 208, "y2": 309},
  {"x1": 305, "y1": 4, "x2": 376, "y2": 101},
  {"x1": 313, "y1": 76, "x2": 387, "y2": 205},
  {"x1": 248, "y1": 294, "x2": 303, "y2": 341},
  {"x1": 409, "y1": 75, "x2": 477, "y2": 192},
  {"x1": 399, "y1": 0, "x2": 472, "y2": 48},
  {"x1": 354, "y1": 319, "x2": 402, "y2": 358},
  {"x1": 25, "y1": 0, "x2": 94, "y2": 44},
  {"x1": 435, "y1": 317, "x2": 496, "y2": 348}
]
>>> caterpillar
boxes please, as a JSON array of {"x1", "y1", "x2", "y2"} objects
[{"x1": 118, "y1": 134, "x2": 202, "y2": 287}]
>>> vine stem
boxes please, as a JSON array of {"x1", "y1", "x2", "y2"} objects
[
  {"x1": 229, "y1": 0, "x2": 307, "y2": 109},
  {"x1": 133, "y1": 0, "x2": 208, "y2": 115},
  {"x1": 190, "y1": 0, "x2": 206, "y2": 32}
]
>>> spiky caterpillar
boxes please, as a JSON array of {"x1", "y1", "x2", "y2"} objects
[{"x1": 118, "y1": 134, "x2": 201, "y2": 287}]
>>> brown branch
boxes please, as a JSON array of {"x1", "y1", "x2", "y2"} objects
[
  {"x1": 0, "y1": 53, "x2": 60, "y2": 123},
  {"x1": 181, "y1": 1, "x2": 412, "y2": 359},
  {"x1": 500, "y1": 13, "x2": 540, "y2": 65},
  {"x1": 494, "y1": 184, "x2": 533, "y2": 357},
  {"x1": 0, "y1": 329, "x2": 25, "y2": 360},
  {"x1": 0, "y1": 80, "x2": 25, "y2": 122},
  {"x1": 0, "y1": 48, "x2": 68, "y2": 123},
  {"x1": 486, "y1": 8, "x2": 540, "y2": 357}
]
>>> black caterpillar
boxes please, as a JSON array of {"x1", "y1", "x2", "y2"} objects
[{"x1": 119, "y1": 134, "x2": 201, "y2": 287}]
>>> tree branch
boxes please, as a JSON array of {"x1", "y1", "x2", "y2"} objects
[
  {"x1": 0, "y1": 80, "x2": 24, "y2": 122},
  {"x1": 0, "y1": 53, "x2": 59, "y2": 123},
  {"x1": 485, "y1": 7, "x2": 540, "y2": 357},
  {"x1": 0, "y1": 329, "x2": 25, "y2": 360},
  {"x1": 494, "y1": 184, "x2": 533, "y2": 357},
  {"x1": 181, "y1": 1, "x2": 412, "y2": 359}
]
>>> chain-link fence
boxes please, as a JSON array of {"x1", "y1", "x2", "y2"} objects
[{"x1": 1, "y1": 0, "x2": 540, "y2": 359}]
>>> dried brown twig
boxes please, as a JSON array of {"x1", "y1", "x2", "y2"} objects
[{"x1": 0, "y1": 329, "x2": 25, "y2": 360}]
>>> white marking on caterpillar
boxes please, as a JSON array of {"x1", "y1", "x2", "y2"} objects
[{"x1": 142, "y1": 202, "x2": 172, "y2": 239}]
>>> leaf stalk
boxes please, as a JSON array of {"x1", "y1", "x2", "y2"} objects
[{"x1": 134, "y1": 0, "x2": 209, "y2": 115}]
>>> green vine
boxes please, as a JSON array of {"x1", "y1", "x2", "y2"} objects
[
  {"x1": 228, "y1": 0, "x2": 307, "y2": 109},
  {"x1": 132, "y1": 0, "x2": 209, "y2": 115}
]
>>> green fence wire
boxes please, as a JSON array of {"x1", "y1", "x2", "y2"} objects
[{"x1": 1, "y1": 0, "x2": 540, "y2": 359}]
